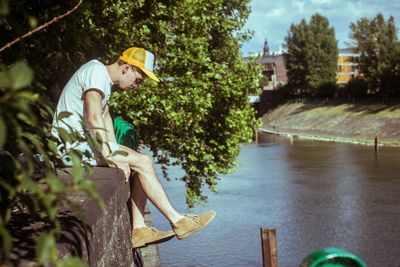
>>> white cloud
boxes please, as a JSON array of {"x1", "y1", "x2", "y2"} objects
[
  {"x1": 266, "y1": 8, "x2": 285, "y2": 18},
  {"x1": 293, "y1": 0, "x2": 307, "y2": 14}
]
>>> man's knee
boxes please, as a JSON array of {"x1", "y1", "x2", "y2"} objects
[{"x1": 137, "y1": 153, "x2": 152, "y2": 167}]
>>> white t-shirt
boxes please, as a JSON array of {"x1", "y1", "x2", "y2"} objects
[{"x1": 52, "y1": 60, "x2": 113, "y2": 138}]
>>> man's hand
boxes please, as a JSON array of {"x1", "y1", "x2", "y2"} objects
[
  {"x1": 108, "y1": 158, "x2": 131, "y2": 182},
  {"x1": 117, "y1": 162, "x2": 131, "y2": 182}
]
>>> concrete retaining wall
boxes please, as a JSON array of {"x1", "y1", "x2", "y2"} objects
[{"x1": 9, "y1": 167, "x2": 159, "y2": 267}]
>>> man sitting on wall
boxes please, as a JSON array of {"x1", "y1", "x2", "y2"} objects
[{"x1": 52, "y1": 47, "x2": 216, "y2": 248}]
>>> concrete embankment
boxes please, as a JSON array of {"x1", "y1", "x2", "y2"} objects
[
  {"x1": 9, "y1": 167, "x2": 160, "y2": 267},
  {"x1": 261, "y1": 102, "x2": 400, "y2": 147}
]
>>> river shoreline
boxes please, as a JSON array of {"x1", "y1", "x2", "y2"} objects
[
  {"x1": 261, "y1": 102, "x2": 400, "y2": 147},
  {"x1": 258, "y1": 127, "x2": 400, "y2": 147}
]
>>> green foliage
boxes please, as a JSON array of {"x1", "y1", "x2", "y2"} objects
[
  {"x1": 284, "y1": 19, "x2": 309, "y2": 91},
  {"x1": 0, "y1": 61, "x2": 33, "y2": 90},
  {"x1": 36, "y1": 231, "x2": 57, "y2": 264},
  {"x1": 315, "y1": 82, "x2": 337, "y2": 98},
  {"x1": 284, "y1": 13, "x2": 338, "y2": 96},
  {"x1": 0, "y1": 2, "x2": 104, "y2": 260},
  {"x1": 0, "y1": 60, "x2": 103, "y2": 265},
  {"x1": 57, "y1": 257, "x2": 89, "y2": 267},
  {"x1": 350, "y1": 13, "x2": 400, "y2": 96},
  {"x1": 259, "y1": 75, "x2": 269, "y2": 89},
  {"x1": 380, "y1": 45, "x2": 400, "y2": 96},
  {"x1": 344, "y1": 78, "x2": 369, "y2": 98}
]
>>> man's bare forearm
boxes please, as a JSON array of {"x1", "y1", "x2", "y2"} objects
[
  {"x1": 88, "y1": 113, "x2": 112, "y2": 159},
  {"x1": 83, "y1": 90, "x2": 112, "y2": 160},
  {"x1": 103, "y1": 105, "x2": 117, "y2": 143}
]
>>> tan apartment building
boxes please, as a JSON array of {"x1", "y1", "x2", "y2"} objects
[{"x1": 336, "y1": 47, "x2": 362, "y2": 84}]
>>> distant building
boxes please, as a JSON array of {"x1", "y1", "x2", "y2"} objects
[
  {"x1": 336, "y1": 48, "x2": 362, "y2": 84},
  {"x1": 255, "y1": 39, "x2": 288, "y2": 90},
  {"x1": 253, "y1": 39, "x2": 362, "y2": 89}
]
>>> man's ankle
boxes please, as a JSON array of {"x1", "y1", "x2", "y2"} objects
[
  {"x1": 170, "y1": 214, "x2": 184, "y2": 225},
  {"x1": 132, "y1": 224, "x2": 147, "y2": 230}
]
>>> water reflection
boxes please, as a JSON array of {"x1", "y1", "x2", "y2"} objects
[{"x1": 151, "y1": 133, "x2": 400, "y2": 267}]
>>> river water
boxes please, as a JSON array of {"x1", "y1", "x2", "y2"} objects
[{"x1": 150, "y1": 133, "x2": 400, "y2": 267}]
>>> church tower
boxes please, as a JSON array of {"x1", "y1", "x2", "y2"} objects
[{"x1": 263, "y1": 38, "x2": 270, "y2": 56}]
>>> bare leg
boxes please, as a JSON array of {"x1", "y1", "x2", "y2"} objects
[
  {"x1": 114, "y1": 146, "x2": 183, "y2": 224},
  {"x1": 130, "y1": 172, "x2": 147, "y2": 229}
]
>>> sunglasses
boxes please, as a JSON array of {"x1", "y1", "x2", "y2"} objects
[{"x1": 130, "y1": 66, "x2": 144, "y2": 85}]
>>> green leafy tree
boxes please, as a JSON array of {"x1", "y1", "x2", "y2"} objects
[
  {"x1": 284, "y1": 13, "x2": 338, "y2": 96},
  {"x1": 284, "y1": 19, "x2": 310, "y2": 92},
  {"x1": 1, "y1": 0, "x2": 260, "y2": 206},
  {"x1": 350, "y1": 13, "x2": 400, "y2": 95}
]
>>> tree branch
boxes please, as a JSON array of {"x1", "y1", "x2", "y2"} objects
[{"x1": 0, "y1": 0, "x2": 83, "y2": 54}]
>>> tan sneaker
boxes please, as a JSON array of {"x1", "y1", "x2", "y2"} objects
[
  {"x1": 131, "y1": 227, "x2": 175, "y2": 249},
  {"x1": 171, "y1": 210, "x2": 216, "y2": 240}
]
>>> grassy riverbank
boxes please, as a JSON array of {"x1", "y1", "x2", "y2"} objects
[{"x1": 261, "y1": 102, "x2": 400, "y2": 147}]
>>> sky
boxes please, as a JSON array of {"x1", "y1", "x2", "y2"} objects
[{"x1": 241, "y1": 0, "x2": 400, "y2": 55}]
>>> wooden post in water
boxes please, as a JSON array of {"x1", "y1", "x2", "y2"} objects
[
  {"x1": 254, "y1": 127, "x2": 259, "y2": 144},
  {"x1": 374, "y1": 136, "x2": 379, "y2": 152},
  {"x1": 260, "y1": 228, "x2": 278, "y2": 267}
]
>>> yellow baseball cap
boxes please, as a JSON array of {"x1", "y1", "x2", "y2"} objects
[{"x1": 119, "y1": 47, "x2": 160, "y2": 82}]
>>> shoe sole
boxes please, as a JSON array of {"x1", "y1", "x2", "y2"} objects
[
  {"x1": 177, "y1": 212, "x2": 216, "y2": 240},
  {"x1": 144, "y1": 233, "x2": 176, "y2": 246},
  {"x1": 132, "y1": 233, "x2": 176, "y2": 249}
]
